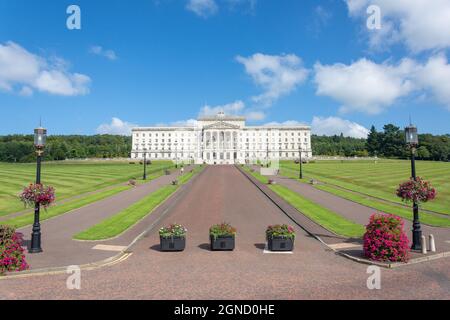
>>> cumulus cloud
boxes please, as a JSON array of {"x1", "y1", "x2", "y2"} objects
[
  {"x1": 345, "y1": 0, "x2": 450, "y2": 52},
  {"x1": 415, "y1": 54, "x2": 450, "y2": 111},
  {"x1": 96, "y1": 118, "x2": 138, "y2": 136},
  {"x1": 0, "y1": 41, "x2": 91, "y2": 96},
  {"x1": 245, "y1": 111, "x2": 266, "y2": 121},
  {"x1": 314, "y1": 58, "x2": 416, "y2": 114},
  {"x1": 263, "y1": 120, "x2": 308, "y2": 127},
  {"x1": 236, "y1": 53, "x2": 309, "y2": 105},
  {"x1": 199, "y1": 100, "x2": 245, "y2": 117},
  {"x1": 186, "y1": 0, "x2": 218, "y2": 17},
  {"x1": 314, "y1": 54, "x2": 450, "y2": 113},
  {"x1": 89, "y1": 46, "x2": 117, "y2": 61},
  {"x1": 312, "y1": 116, "x2": 369, "y2": 138}
]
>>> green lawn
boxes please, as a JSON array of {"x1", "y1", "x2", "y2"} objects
[
  {"x1": 315, "y1": 184, "x2": 450, "y2": 227},
  {"x1": 73, "y1": 165, "x2": 203, "y2": 241},
  {"x1": 242, "y1": 166, "x2": 365, "y2": 238},
  {"x1": 280, "y1": 159, "x2": 450, "y2": 215},
  {"x1": 2, "y1": 185, "x2": 130, "y2": 229},
  {"x1": 0, "y1": 160, "x2": 173, "y2": 216}
]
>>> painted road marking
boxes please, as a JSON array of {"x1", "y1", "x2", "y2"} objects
[
  {"x1": 445, "y1": 240, "x2": 450, "y2": 244},
  {"x1": 92, "y1": 244, "x2": 127, "y2": 252},
  {"x1": 328, "y1": 242, "x2": 362, "y2": 250}
]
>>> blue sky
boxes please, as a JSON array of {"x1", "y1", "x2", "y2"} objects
[{"x1": 0, "y1": 0, "x2": 449, "y2": 137}]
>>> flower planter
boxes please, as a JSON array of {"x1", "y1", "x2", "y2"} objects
[
  {"x1": 267, "y1": 236, "x2": 294, "y2": 251},
  {"x1": 210, "y1": 235, "x2": 235, "y2": 251},
  {"x1": 160, "y1": 236, "x2": 186, "y2": 252}
]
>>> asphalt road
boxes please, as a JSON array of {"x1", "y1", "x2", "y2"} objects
[{"x1": 1, "y1": 166, "x2": 449, "y2": 299}]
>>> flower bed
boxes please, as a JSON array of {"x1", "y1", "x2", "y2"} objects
[
  {"x1": 1, "y1": 225, "x2": 29, "y2": 275},
  {"x1": 363, "y1": 213, "x2": 410, "y2": 263},
  {"x1": 209, "y1": 223, "x2": 236, "y2": 251},
  {"x1": 396, "y1": 177, "x2": 436, "y2": 204},
  {"x1": 266, "y1": 224, "x2": 296, "y2": 251},
  {"x1": 159, "y1": 224, "x2": 187, "y2": 252},
  {"x1": 19, "y1": 183, "x2": 55, "y2": 208}
]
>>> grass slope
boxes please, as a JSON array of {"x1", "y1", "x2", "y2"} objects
[
  {"x1": 0, "y1": 160, "x2": 173, "y2": 216},
  {"x1": 280, "y1": 160, "x2": 450, "y2": 215},
  {"x1": 242, "y1": 166, "x2": 364, "y2": 238},
  {"x1": 73, "y1": 165, "x2": 204, "y2": 241}
]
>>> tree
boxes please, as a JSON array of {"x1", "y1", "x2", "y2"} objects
[{"x1": 366, "y1": 125, "x2": 380, "y2": 156}]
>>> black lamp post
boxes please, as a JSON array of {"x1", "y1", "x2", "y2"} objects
[
  {"x1": 405, "y1": 124, "x2": 421, "y2": 250},
  {"x1": 298, "y1": 145, "x2": 303, "y2": 180},
  {"x1": 174, "y1": 140, "x2": 178, "y2": 168},
  {"x1": 30, "y1": 126, "x2": 47, "y2": 254},
  {"x1": 142, "y1": 146, "x2": 147, "y2": 180}
]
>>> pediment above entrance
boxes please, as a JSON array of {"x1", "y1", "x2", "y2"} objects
[{"x1": 202, "y1": 121, "x2": 241, "y2": 130}]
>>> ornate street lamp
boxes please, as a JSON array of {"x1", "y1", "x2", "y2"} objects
[
  {"x1": 30, "y1": 126, "x2": 47, "y2": 253},
  {"x1": 298, "y1": 145, "x2": 303, "y2": 180},
  {"x1": 405, "y1": 125, "x2": 421, "y2": 250}
]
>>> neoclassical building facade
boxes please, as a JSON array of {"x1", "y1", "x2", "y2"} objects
[{"x1": 131, "y1": 112, "x2": 312, "y2": 165}]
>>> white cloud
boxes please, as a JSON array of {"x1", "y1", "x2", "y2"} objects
[
  {"x1": 245, "y1": 111, "x2": 266, "y2": 121},
  {"x1": 236, "y1": 53, "x2": 309, "y2": 105},
  {"x1": 0, "y1": 41, "x2": 91, "y2": 96},
  {"x1": 263, "y1": 120, "x2": 308, "y2": 127},
  {"x1": 199, "y1": 100, "x2": 245, "y2": 117},
  {"x1": 89, "y1": 45, "x2": 117, "y2": 61},
  {"x1": 415, "y1": 54, "x2": 450, "y2": 110},
  {"x1": 96, "y1": 118, "x2": 137, "y2": 136},
  {"x1": 171, "y1": 119, "x2": 199, "y2": 127},
  {"x1": 312, "y1": 116, "x2": 369, "y2": 138},
  {"x1": 186, "y1": 0, "x2": 218, "y2": 17},
  {"x1": 314, "y1": 58, "x2": 416, "y2": 114},
  {"x1": 345, "y1": 0, "x2": 450, "y2": 52}
]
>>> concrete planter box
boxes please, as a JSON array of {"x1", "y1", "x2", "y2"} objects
[
  {"x1": 267, "y1": 236, "x2": 294, "y2": 251},
  {"x1": 210, "y1": 235, "x2": 235, "y2": 251},
  {"x1": 160, "y1": 236, "x2": 186, "y2": 251}
]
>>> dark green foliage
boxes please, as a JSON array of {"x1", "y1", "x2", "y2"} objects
[{"x1": 0, "y1": 135, "x2": 131, "y2": 163}]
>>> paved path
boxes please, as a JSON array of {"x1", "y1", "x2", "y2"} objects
[
  {"x1": 18, "y1": 167, "x2": 190, "y2": 270},
  {"x1": 1, "y1": 166, "x2": 449, "y2": 299},
  {"x1": 269, "y1": 174, "x2": 450, "y2": 255}
]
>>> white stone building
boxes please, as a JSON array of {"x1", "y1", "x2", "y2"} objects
[{"x1": 131, "y1": 112, "x2": 312, "y2": 165}]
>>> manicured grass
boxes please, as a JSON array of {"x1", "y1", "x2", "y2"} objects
[
  {"x1": 74, "y1": 185, "x2": 177, "y2": 241},
  {"x1": 280, "y1": 159, "x2": 450, "y2": 215},
  {"x1": 2, "y1": 185, "x2": 130, "y2": 229},
  {"x1": 242, "y1": 166, "x2": 365, "y2": 238},
  {"x1": 270, "y1": 184, "x2": 365, "y2": 238},
  {"x1": 315, "y1": 184, "x2": 450, "y2": 227},
  {"x1": 0, "y1": 160, "x2": 173, "y2": 216},
  {"x1": 73, "y1": 165, "x2": 203, "y2": 241}
]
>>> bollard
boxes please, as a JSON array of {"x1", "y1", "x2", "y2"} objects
[
  {"x1": 429, "y1": 234, "x2": 436, "y2": 252},
  {"x1": 421, "y1": 236, "x2": 427, "y2": 254}
]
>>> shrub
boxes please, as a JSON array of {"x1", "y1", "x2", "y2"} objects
[
  {"x1": 0, "y1": 226, "x2": 29, "y2": 275},
  {"x1": 210, "y1": 223, "x2": 237, "y2": 239},
  {"x1": 19, "y1": 183, "x2": 55, "y2": 208},
  {"x1": 396, "y1": 177, "x2": 436, "y2": 204},
  {"x1": 363, "y1": 213, "x2": 410, "y2": 263},
  {"x1": 266, "y1": 224, "x2": 296, "y2": 240},
  {"x1": 159, "y1": 224, "x2": 187, "y2": 238}
]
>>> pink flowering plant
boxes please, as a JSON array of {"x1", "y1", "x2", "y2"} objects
[
  {"x1": 396, "y1": 177, "x2": 436, "y2": 204},
  {"x1": 266, "y1": 224, "x2": 296, "y2": 240},
  {"x1": 0, "y1": 225, "x2": 29, "y2": 275},
  {"x1": 19, "y1": 183, "x2": 55, "y2": 208},
  {"x1": 363, "y1": 213, "x2": 410, "y2": 263}
]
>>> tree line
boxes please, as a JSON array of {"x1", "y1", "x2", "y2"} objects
[
  {"x1": 0, "y1": 124, "x2": 449, "y2": 163},
  {"x1": 0, "y1": 135, "x2": 132, "y2": 163}
]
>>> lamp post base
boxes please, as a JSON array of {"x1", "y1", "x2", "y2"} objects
[
  {"x1": 29, "y1": 232, "x2": 43, "y2": 254},
  {"x1": 411, "y1": 229, "x2": 422, "y2": 251}
]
